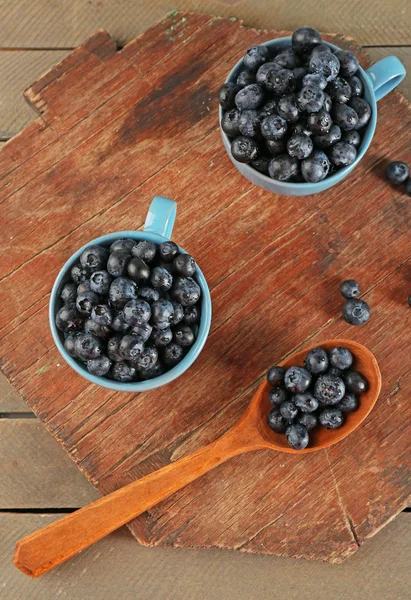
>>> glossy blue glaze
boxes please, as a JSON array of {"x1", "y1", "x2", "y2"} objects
[
  {"x1": 49, "y1": 197, "x2": 212, "y2": 392},
  {"x1": 219, "y1": 38, "x2": 406, "y2": 197}
]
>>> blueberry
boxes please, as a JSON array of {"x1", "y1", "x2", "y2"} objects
[
  {"x1": 267, "y1": 408, "x2": 287, "y2": 433},
  {"x1": 301, "y1": 150, "x2": 330, "y2": 182},
  {"x1": 342, "y1": 298, "x2": 370, "y2": 325},
  {"x1": 76, "y1": 291, "x2": 100, "y2": 316},
  {"x1": 294, "y1": 391, "x2": 319, "y2": 413},
  {"x1": 183, "y1": 305, "x2": 200, "y2": 325},
  {"x1": 84, "y1": 318, "x2": 111, "y2": 340},
  {"x1": 337, "y1": 393, "x2": 359, "y2": 413},
  {"x1": 265, "y1": 68, "x2": 296, "y2": 95},
  {"x1": 162, "y1": 342, "x2": 185, "y2": 367},
  {"x1": 284, "y1": 366, "x2": 312, "y2": 393},
  {"x1": 236, "y1": 70, "x2": 256, "y2": 86},
  {"x1": 256, "y1": 63, "x2": 281, "y2": 87},
  {"x1": 290, "y1": 121, "x2": 312, "y2": 137},
  {"x1": 319, "y1": 407, "x2": 344, "y2": 429},
  {"x1": 251, "y1": 155, "x2": 271, "y2": 174},
  {"x1": 91, "y1": 304, "x2": 113, "y2": 326},
  {"x1": 218, "y1": 82, "x2": 242, "y2": 109},
  {"x1": 405, "y1": 178, "x2": 411, "y2": 197},
  {"x1": 309, "y1": 51, "x2": 340, "y2": 82},
  {"x1": 275, "y1": 48, "x2": 301, "y2": 70},
  {"x1": 80, "y1": 245, "x2": 108, "y2": 272},
  {"x1": 327, "y1": 366, "x2": 343, "y2": 378},
  {"x1": 135, "y1": 346, "x2": 158, "y2": 371},
  {"x1": 323, "y1": 92, "x2": 332, "y2": 113},
  {"x1": 77, "y1": 280, "x2": 91, "y2": 294},
  {"x1": 74, "y1": 333, "x2": 103, "y2": 361},
  {"x1": 386, "y1": 161, "x2": 410, "y2": 185},
  {"x1": 239, "y1": 110, "x2": 260, "y2": 137},
  {"x1": 261, "y1": 115, "x2": 287, "y2": 140},
  {"x1": 159, "y1": 241, "x2": 179, "y2": 263},
  {"x1": 131, "y1": 240, "x2": 156, "y2": 263},
  {"x1": 327, "y1": 76, "x2": 352, "y2": 103},
  {"x1": 349, "y1": 97, "x2": 371, "y2": 129},
  {"x1": 304, "y1": 347, "x2": 329, "y2": 374},
  {"x1": 280, "y1": 400, "x2": 298, "y2": 420},
  {"x1": 172, "y1": 277, "x2": 201, "y2": 307},
  {"x1": 311, "y1": 44, "x2": 332, "y2": 56},
  {"x1": 313, "y1": 124, "x2": 342, "y2": 149},
  {"x1": 64, "y1": 334, "x2": 79, "y2": 357},
  {"x1": 340, "y1": 279, "x2": 360, "y2": 299},
  {"x1": 110, "y1": 239, "x2": 136, "y2": 254},
  {"x1": 71, "y1": 263, "x2": 89, "y2": 284},
  {"x1": 334, "y1": 50, "x2": 359, "y2": 77},
  {"x1": 343, "y1": 370, "x2": 368, "y2": 394},
  {"x1": 90, "y1": 270, "x2": 112, "y2": 295},
  {"x1": 287, "y1": 133, "x2": 313, "y2": 159},
  {"x1": 268, "y1": 387, "x2": 289, "y2": 406},
  {"x1": 111, "y1": 311, "x2": 130, "y2": 333},
  {"x1": 173, "y1": 324, "x2": 195, "y2": 347},
  {"x1": 150, "y1": 266, "x2": 173, "y2": 291},
  {"x1": 329, "y1": 141, "x2": 357, "y2": 167},
  {"x1": 139, "y1": 360, "x2": 165, "y2": 380},
  {"x1": 292, "y1": 27, "x2": 322, "y2": 54},
  {"x1": 60, "y1": 282, "x2": 77, "y2": 304},
  {"x1": 170, "y1": 301, "x2": 184, "y2": 325},
  {"x1": 127, "y1": 257, "x2": 150, "y2": 283},
  {"x1": 277, "y1": 94, "x2": 299, "y2": 122},
  {"x1": 243, "y1": 45, "x2": 270, "y2": 71},
  {"x1": 107, "y1": 336, "x2": 123, "y2": 362},
  {"x1": 257, "y1": 99, "x2": 279, "y2": 119},
  {"x1": 314, "y1": 374, "x2": 345, "y2": 405},
  {"x1": 307, "y1": 109, "x2": 332, "y2": 134},
  {"x1": 235, "y1": 84, "x2": 265, "y2": 110},
  {"x1": 87, "y1": 355, "x2": 112, "y2": 377},
  {"x1": 221, "y1": 108, "x2": 241, "y2": 138},
  {"x1": 332, "y1": 103, "x2": 359, "y2": 131},
  {"x1": 132, "y1": 322, "x2": 153, "y2": 343},
  {"x1": 109, "y1": 277, "x2": 137, "y2": 309},
  {"x1": 267, "y1": 366, "x2": 286, "y2": 387},
  {"x1": 302, "y1": 73, "x2": 327, "y2": 90},
  {"x1": 297, "y1": 413, "x2": 317, "y2": 431},
  {"x1": 329, "y1": 347, "x2": 353, "y2": 370},
  {"x1": 119, "y1": 335, "x2": 144, "y2": 362},
  {"x1": 342, "y1": 130, "x2": 361, "y2": 148},
  {"x1": 123, "y1": 299, "x2": 151, "y2": 327},
  {"x1": 286, "y1": 424, "x2": 309, "y2": 450},
  {"x1": 231, "y1": 136, "x2": 259, "y2": 163},
  {"x1": 137, "y1": 286, "x2": 160, "y2": 304},
  {"x1": 297, "y1": 85, "x2": 324, "y2": 113},
  {"x1": 107, "y1": 250, "x2": 130, "y2": 277},
  {"x1": 266, "y1": 138, "x2": 287, "y2": 155},
  {"x1": 151, "y1": 327, "x2": 173, "y2": 347},
  {"x1": 151, "y1": 299, "x2": 174, "y2": 325},
  {"x1": 346, "y1": 75, "x2": 363, "y2": 97},
  {"x1": 268, "y1": 154, "x2": 299, "y2": 181},
  {"x1": 111, "y1": 361, "x2": 137, "y2": 382}
]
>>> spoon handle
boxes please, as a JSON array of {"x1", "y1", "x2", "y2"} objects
[{"x1": 14, "y1": 425, "x2": 254, "y2": 578}]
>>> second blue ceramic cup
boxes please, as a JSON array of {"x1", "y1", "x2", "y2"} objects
[
  {"x1": 49, "y1": 197, "x2": 212, "y2": 392},
  {"x1": 220, "y1": 38, "x2": 406, "y2": 196}
]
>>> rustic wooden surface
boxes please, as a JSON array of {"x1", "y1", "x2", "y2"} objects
[{"x1": 0, "y1": 9, "x2": 410, "y2": 567}]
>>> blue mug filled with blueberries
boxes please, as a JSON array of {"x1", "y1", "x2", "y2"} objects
[
  {"x1": 219, "y1": 26, "x2": 406, "y2": 196},
  {"x1": 49, "y1": 196, "x2": 212, "y2": 392}
]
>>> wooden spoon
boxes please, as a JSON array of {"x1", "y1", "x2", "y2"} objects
[{"x1": 14, "y1": 339, "x2": 381, "y2": 577}]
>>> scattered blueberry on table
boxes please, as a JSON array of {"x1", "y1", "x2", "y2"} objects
[
  {"x1": 267, "y1": 346, "x2": 368, "y2": 449},
  {"x1": 56, "y1": 240, "x2": 202, "y2": 382},
  {"x1": 386, "y1": 160, "x2": 411, "y2": 196},
  {"x1": 219, "y1": 26, "x2": 372, "y2": 183},
  {"x1": 339, "y1": 279, "x2": 370, "y2": 325}
]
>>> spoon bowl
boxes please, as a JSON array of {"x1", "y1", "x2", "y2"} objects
[{"x1": 14, "y1": 339, "x2": 381, "y2": 577}]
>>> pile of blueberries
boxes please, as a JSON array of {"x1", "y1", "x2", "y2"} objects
[
  {"x1": 219, "y1": 26, "x2": 371, "y2": 183},
  {"x1": 386, "y1": 161, "x2": 411, "y2": 196},
  {"x1": 266, "y1": 346, "x2": 368, "y2": 450},
  {"x1": 55, "y1": 239, "x2": 202, "y2": 382}
]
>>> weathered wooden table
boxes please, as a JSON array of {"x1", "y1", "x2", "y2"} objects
[{"x1": 1, "y1": 2, "x2": 410, "y2": 598}]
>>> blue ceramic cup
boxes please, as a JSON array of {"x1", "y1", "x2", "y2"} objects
[
  {"x1": 49, "y1": 197, "x2": 212, "y2": 392},
  {"x1": 220, "y1": 38, "x2": 406, "y2": 196}
]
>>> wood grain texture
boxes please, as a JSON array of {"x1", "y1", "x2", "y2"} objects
[
  {"x1": 1, "y1": 1, "x2": 410, "y2": 47},
  {"x1": 0, "y1": 13, "x2": 410, "y2": 562},
  {"x1": 2, "y1": 512, "x2": 411, "y2": 600},
  {"x1": 0, "y1": 420, "x2": 99, "y2": 508}
]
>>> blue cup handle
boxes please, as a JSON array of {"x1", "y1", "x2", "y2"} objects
[
  {"x1": 144, "y1": 196, "x2": 177, "y2": 239},
  {"x1": 366, "y1": 56, "x2": 406, "y2": 102}
]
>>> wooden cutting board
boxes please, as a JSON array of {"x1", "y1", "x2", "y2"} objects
[{"x1": 0, "y1": 12, "x2": 410, "y2": 563}]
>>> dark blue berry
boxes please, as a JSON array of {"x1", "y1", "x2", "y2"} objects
[
  {"x1": 257, "y1": 99, "x2": 279, "y2": 119},
  {"x1": 235, "y1": 84, "x2": 265, "y2": 110},
  {"x1": 127, "y1": 257, "x2": 150, "y2": 283},
  {"x1": 109, "y1": 277, "x2": 137, "y2": 309},
  {"x1": 340, "y1": 280, "x2": 360, "y2": 299},
  {"x1": 302, "y1": 73, "x2": 327, "y2": 89},
  {"x1": 265, "y1": 68, "x2": 296, "y2": 95},
  {"x1": 267, "y1": 366, "x2": 286, "y2": 387},
  {"x1": 343, "y1": 370, "x2": 368, "y2": 394},
  {"x1": 135, "y1": 346, "x2": 158, "y2": 371},
  {"x1": 139, "y1": 360, "x2": 165, "y2": 380},
  {"x1": 131, "y1": 240, "x2": 156, "y2": 263},
  {"x1": 251, "y1": 155, "x2": 271, "y2": 174},
  {"x1": 77, "y1": 280, "x2": 91, "y2": 294},
  {"x1": 236, "y1": 70, "x2": 256, "y2": 86},
  {"x1": 286, "y1": 423, "x2": 309, "y2": 450},
  {"x1": 297, "y1": 413, "x2": 317, "y2": 431},
  {"x1": 290, "y1": 120, "x2": 312, "y2": 137},
  {"x1": 293, "y1": 67, "x2": 308, "y2": 83},
  {"x1": 150, "y1": 266, "x2": 173, "y2": 291},
  {"x1": 218, "y1": 82, "x2": 242, "y2": 109},
  {"x1": 297, "y1": 85, "x2": 324, "y2": 112},
  {"x1": 334, "y1": 50, "x2": 359, "y2": 77},
  {"x1": 337, "y1": 393, "x2": 359, "y2": 413},
  {"x1": 90, "y1": 270, "x2": 112, "y2": 295},
  {"x1": 307, "y1": 109, "x2": 332, "y2": 134},
  {"x1": 292, "y1": 27, "x2": 322, "y2": 54},
  {"x1": 151, "y1": 327, "x2": 173, "y2": 347},
  {"x1": 221, "y1": 108, "x2": 241, "y2": 138},
  {"x1": 301, "y1": 150, "x2": 330, "y2": 182},
  {"x1": 151, "y1": 299, "x2": 174, "y2": 326},
  {"x1": 304, "y1": 347, "x2": 329, "y2": 374},
  {"x1": 80, "y1": 245, "x2": 108, "y2": 272},
  {"x1": 346, "y1": 75, "x2": 363, "y2": 97},
  {"x1": 311, "y1": 44, "x2": 332, "y2": 56},
  {"x1": 323, "y1": 92, "x2": 332, "y2": 112},
  {"x1": 87, "y1": 355, "x2": 112, "y2": 376},
  {"x1": 119, "y1": 335, "x2": 144, "y2": 362},
  {"x1": 342, "y1": 130, "x2": 361, "y2": 148},
  {"x1": 172, "y1": 277, "x2": 201, "y2": 307},
  {"x1": 163, "y1": 342, "x2": 185, "y2": 367},
  {"x1": 60, "y1": 282, "x2": 77, "y2": 304},
  {"x1": 111, "y1": 361, "x2": 137, "y2": 382},
  {"x1": 349, "y1": 97, "x2": 371, "y2": 129},
  {"x1": 84, "y1": 318, "x2": 111, "y2": 340},
  {"x1": 111, "y1": 311, "x2": 130, "y2": 333},
  {"x1": 294, "y1": 391, "x2": 319, "y2": 413},
  {"x1": 275, "y1": 48, "x2": 301, "y2": 70},
  {"x1": 107, "y1": 250, "x2": 130, "y2": 277},
  {"x1": 74, "y1": 333, "x2": 103, "y2": 361},
  {"x1": 405, "y1": 178, "x2": 411, "y2": 197},
  {"x1": 319, "y1": 407, "x2": 344, "y2": 429},
  {"x1": 183, "y1": 305, "x2": 200, "y2": 325},
  {"x1": 327, "y1": 76, "x2": 351, "y2": 104},
  {"x1": 243, "y1": 45, "x2": 270, "y2": 72},
  {"x1": 110, "y1": 239, "x2": 136, "y2": 254},
  {"x1": 313, "y1": 124, "x2": 341, "y2": 148},
  {"x1": 132, "y1": 323, "x2": 153, "y2": 343},
  {"x1": 170, "y1": 301, "x2": 184, "y2": 325},
  {"x1": 231, "y1": 136, "x2": 259, "y2": 163},
  {"x1": 284, "y1": 366, "x2": 312, "y2": 393},
  {"x1": 91, "y1": 304, "x2": 113, "y2": 326},
  {"x1": 256, "y1": 63, "x2": 281, "y2": 86},
  {"x1": 267, "y1": 408, "x2": 287, "y2": 433},
  {"x1": 327, "y1": 367, "x2": 343, "y2": 378},
  {"x1": 329, "y1": 141, "x2": 357, "y2": 167},
  {"x1": 342, "y1": 298, "x2": 370, "y2": 325},
  {"x1": 71, "y1": 263, "x2": 89, "y2": 284},
  {"x1": 123, "y1": 299, "x2": 151, "y2": 327},
  {"x1": 159, "y1": 241, "x2": 179, "y2": 263},
  {"x1": 314, "y1": 374, "x2": 345, "y2": 405},
  {"x1": 137, "y1": 286, "x2": 160, "y2": 304},
  {"x1": 386, "y1": 161, "x2": 410, "y2": 184},
  {"x1": 309, "y1": 51, "x2": 340, "y2": 82},
  {"x1": 268, "y1": 154, "x2": 299, "y2": 181},
  {"x1": 64, "y1": 334, "x2": 80, "y2": 357},
  {"x1": 107, "y1": 336, "x2": 123, "y2": 362},
  {"x1": 329, "y1": 347, "x2": 353, "y2": 370},
  {"x1": 287, "y1": 133, "x2": 313, "y2": 159},
  {"x1": 277, "y1": 94, "x2": 299, "y2": 122},
  {"x1": 266, "y1": 138, "x2": 287, "y2": 155},
  {"x1": 280, "y1": 400, "x2": 298, "y2": 420},
  {"x1": 261, "y1": 115, "x2": 287, "y2": 140},
  {"x1": 76, "y1": 291, "x2": 100, "y2": 316},
  {"x1": 268, "y1": 387, "x2": 289, "y2": 406},
  {"x1": 239, "y1": 109, "x2": 261, "y2": 137},
  {"x1": 173, "y1": 324, "x2": 195, "y2": 347},
  {"x1": 332, "y1": 103, "x2": 359, "y2": 131}
]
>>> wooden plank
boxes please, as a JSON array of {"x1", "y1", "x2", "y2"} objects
[
  {"x1": 0, "y1": 371, "x2": 29, "y2": 413},
  {"x1": 0, "y1": 15, "x2": 410, "y2": 561},
  {"x1": 368, "y1": 47, "x2": 411, "y2": 102},
  {"x1": 1, "y1": 1, "x2": 410, "y2": 48},
  {"x1": 0, "y1": 420, "x2": 99, "y2": 508},
  {"x1": 1, "y1": 512, "x2": 410, "y2": 598}
]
